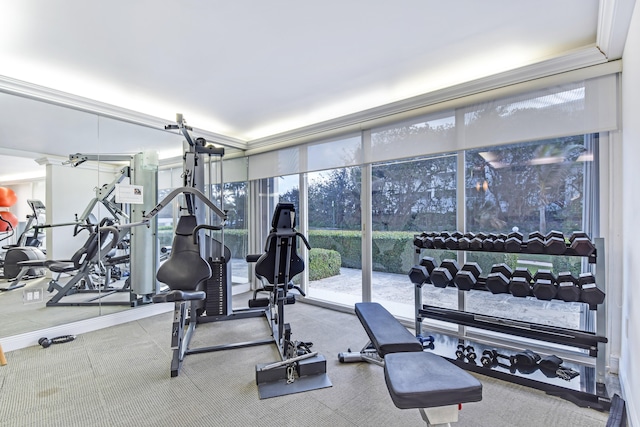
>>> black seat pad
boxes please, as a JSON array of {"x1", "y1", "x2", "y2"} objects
[
  {"x1": 384, "y1": 351, "x2": 483, "y2": 409},
  {"x1": 156, "y1": 215, "x2": 211, "y2": 291},
  {"x1": 152, "y1": 290, "x2": 206, "y2": 303},
  {"x1": 46, "y1": 261, "x2": 77, "y2": 273},
  {"x1": 355, "y1": 302, "x2": 422, "y2": 356}
]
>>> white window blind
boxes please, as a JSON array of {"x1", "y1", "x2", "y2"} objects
[
  {"x1": 458, "y1": 74, "x2": 618, "y2": 150},
  {"x1": 248, "y1": 147, "x2": 300, "y2": 181},
  {"x1": 248, "y1": 73, "x2": 619, "y2": 178}
]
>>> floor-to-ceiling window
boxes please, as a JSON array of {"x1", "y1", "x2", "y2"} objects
[
  {"x1": 305, "y1": 166, "x2": 362, "y2": 306},
  {"x1": 248, "y1": 73, "x2": 616, "y2": 348},
  {"x1": 463, "y1": 136, "x2": 597, "y2": 331},
  {"x1": 214, "y1": 181, "x2": 249, "y2": 285},
  {"x1": 370, "y1": 156, "x2": 457, "y2": 318},
  {"x1": 157, "y1": 166, "x2": 183, "y2": 249}
]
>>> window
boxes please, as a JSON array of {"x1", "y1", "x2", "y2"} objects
[
  {"x1": 370, "y1": 155, "x2": 458, "y2": 318},
  {"x1": 464, "y1": 135, "x2": 597, "y2": 330},
  {"x1": 249, "y1": 73, "x2": 615, "y2": 346},
  {"x1": 305, "y1": 167, "x2": 362, "y2": 306},
  {"x1": 219, "y1": 181, "x2": 249, "y2": 284}
]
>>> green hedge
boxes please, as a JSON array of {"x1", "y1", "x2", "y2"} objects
[
  {"x1": 308, "y1": 230, "x2": 418, "y2": 274},
  {"x1": 158, "y1": 225, "x2": 583, "y2": 276},
  {"x1": 308, "y1": 248, "x2": 341, "y2": 281},
  {"x1": 158, "y1": 227, "x2": 248, "y2": 258}
]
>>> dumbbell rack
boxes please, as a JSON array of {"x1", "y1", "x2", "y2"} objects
[{"x1": 413, "y1": 236, "x2": 610, "y2": 410}]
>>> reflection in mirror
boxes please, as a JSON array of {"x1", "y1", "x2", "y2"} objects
[{"x1": 0, "y1": 90, "x2": 185, "y2": 340}]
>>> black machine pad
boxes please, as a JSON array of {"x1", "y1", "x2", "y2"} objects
[
  {"x1": 152, "y1": 290, "x2": 206, "y2": 303},
  {"x1": 384, "y1": 351, "x2": 482, "y2": 409},
  {"x1": 355, "y1": 302, "x2": 422, "y2": 356}
]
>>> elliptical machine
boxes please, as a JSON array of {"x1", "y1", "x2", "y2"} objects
[{"x1": 0, "y1": 200, "x2": 47, "y2": 291}]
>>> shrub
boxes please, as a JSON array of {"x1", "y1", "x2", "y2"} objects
[{"x1": 308, "y1": 248, "x2": 341, "y2": 281}]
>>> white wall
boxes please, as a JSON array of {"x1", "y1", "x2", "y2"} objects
[
  {"x1": 46, "y1": 163, "x2": 119, "y2": 259},
  {"x1": 1, "y1": 180, "x2": 46, "y2": 245},
  {"x1": 621, "y1": 2, "x2": 640, "y2": 426}
]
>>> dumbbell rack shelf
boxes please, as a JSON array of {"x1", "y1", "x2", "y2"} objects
[
  {"x1": 413, "y1": 236, "x2": 610, "y2": 410},
  {"x1": 428, "y1": 334, "x2": 609, "y2": 411}
]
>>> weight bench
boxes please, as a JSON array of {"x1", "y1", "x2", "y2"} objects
[{"x1": 340, "y1": 302, "x2": 482, "y2": 426}]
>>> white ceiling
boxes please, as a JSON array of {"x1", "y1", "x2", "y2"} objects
[{"x1": 0, "y1": 0, "x2": 635, "y2": 178}]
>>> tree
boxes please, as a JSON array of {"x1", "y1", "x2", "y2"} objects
[
  {"x1": 466, "y1": 136, "x2": 586, "y2": 234},
  {"x1": 308, "y1": 168, "x2": 361, "y2": 229}
]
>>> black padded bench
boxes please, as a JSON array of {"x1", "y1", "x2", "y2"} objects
[
  {"x1": 356, "y1": 302, "x2": 423, "y2": 355},
  {"x1": 340, "y1": 302, "x2": 482, "y2": 426}
]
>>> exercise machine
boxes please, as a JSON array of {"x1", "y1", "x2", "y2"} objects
[
  {"x1": 249, "y1": 202, "x2": 331, "y2": 398},
  {"x1": 42, "y1": 151, "x2": 158, "y2": 306},
  {"x1": 43, "y1": 218, "x2": 124, "y2": 306},
  {"x1": 148, "y1": 114, "x2": 269, "y2": 376},
  {"x1": 340, "y1": 302, "x2": 482, "y2": 426},
  {"x1": 150, "y1": 115, "x2": 330, "y2": 397},
  {"x1": 0, "y1": 200, "x2": 47, "y2": 291}
]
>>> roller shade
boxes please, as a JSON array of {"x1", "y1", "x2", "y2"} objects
[{"x1": 248, "y1": 73, "x2": 619, "y2": 177}]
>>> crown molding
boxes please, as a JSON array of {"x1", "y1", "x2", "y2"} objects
[
  {"x1": 246, "y1": 47, "x2": 610, "y2": 154},
  {"x1": 0, "y1": 74, "x2": 248, "y2": 151},
  {"x1": 597, "y1": 0, "x2": 637, "y2": 59}
]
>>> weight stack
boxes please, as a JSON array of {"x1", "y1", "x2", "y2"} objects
[{"x1": 205, "y1": 259, "x2": 228, "y2": 316}]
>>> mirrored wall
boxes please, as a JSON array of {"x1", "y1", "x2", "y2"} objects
[{"x1": 0, "y1": 90, "x2": 189, "y2": 339}]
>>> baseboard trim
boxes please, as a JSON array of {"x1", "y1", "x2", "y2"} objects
[
  {"x1": 619, "y1": 370, "x2": 639, "y2": 427},
  {"x1": 0, "y1": 303, "x2": 173, "y2": 352}
]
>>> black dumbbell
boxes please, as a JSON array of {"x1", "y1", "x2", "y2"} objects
[
  {"x1": 420, "y1": 256, "x2": 437, "y2": 271},
  {"x1": 579, "y1": 272, "x2": 605, "y2": 307},
  {"x1": 509, "y1": 267, "x2": 533, "y2": 297},
  {"x1": 414, "y1": 232, "x2": 435, "y2": 249},
  {"x1": 451, "y1": 231, "x2": 463, "y2": 239},
  {"x1": 408, "y1": 256, "x2": 437, "y2": 285},
  {"x1": 509, "y1": 277, "x2": 531, "y2": 297},
  {"x1": 480, "y1": 349, "x2": 511, "y2": 367},
  {"x1": 454, "y1": 262, "x2": 482, "y2": 291},
  {"x1": 492, "y1": 263, "x2": 513, "y2": 277},
  {"x1": 444, "y1": 231, "x2": 462, "y2": 250},
  {"x1": 455, "y1": 344, "x2": 477, "y2": 362},
  {"x1": 526, "y1": 231, "x2": 545, "y2": 253},
  {"x1": 469, "y1": 236, "x2": 484, "y2": 251},
  {"x1": 433, "y1": 233, "x2": 447, "y2": 249},
  {"x1": 482, "y1": 234, "x2": 497, "y2": 251},
  {"x1": 486, "y1": 263, "x2": 513, "y2": 294},
  {"x1": 413, "y1": 233, "x2": 428, "y2": 248},
  {"x1": 458, "y1": 236, "x2": 471, "y2": 250},
  {"x1": 512, "y1": 267, "x2": 533, "y2": 282},
  {"x1": 532, "y1": 269, "x2": 558, "y2": 301},
  {"x1": 492, "y1": 233, "x2": 507, "y2": 251},
  {"x1": 509, "y1": 349, "x2": 541, "y2": 368},
  {"x1": 505, "y1": 231, "x2": 524, "y2": 252},
  {"x1": 455, "y1": 344, "x2": 465, "y2": 359},
  {"x1": 444, "y1": 236, "x2": 459, "y2": 250},
  {"x1": 569, "y1": 231, "x2": 596, "y2": 256},
  {"x1": 408, "y1": 265, "x2": 429, "y2": 285},
  {"x1": 556, "y1": 271, "x2": 581, "y2": 302},
  {"x1": 545, "y1": 230, "x2": 567, "y2": 255},
  {"x1": 430, "y1": 259, "x2": 460, "y2": 288}
]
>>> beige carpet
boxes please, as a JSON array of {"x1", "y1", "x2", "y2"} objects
[{"x1": 0, "y1": 299, "x2": 610, "y2": 426}]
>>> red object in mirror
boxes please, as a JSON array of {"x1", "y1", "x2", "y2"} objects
[
  {"x1": 0, "y1": 211, "x2": 18, "y2": 231},
  {"x1": 0, "y1": 187, "x2": 18, "y2": 207}
]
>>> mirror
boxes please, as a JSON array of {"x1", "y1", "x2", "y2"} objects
[{"x1": 0, "y1": 90, "x2": 184, "y2": 339}]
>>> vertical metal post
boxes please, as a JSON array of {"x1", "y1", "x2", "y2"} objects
[
  {"x1": 361, "y1": 130, "x2": 373, "y2": 303},
  {"x1": 130, "y1": 151, "x2": 158, "y2": 299},
  {"x1": 414, "y1": 282, "x2": 423, "y2": 337},
  {"x1": 456, "y1": 148, "x2": 467, "y2": 338},
  {"x1": 594, "y1": 237, "x2": 607, "y2": 392}
]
